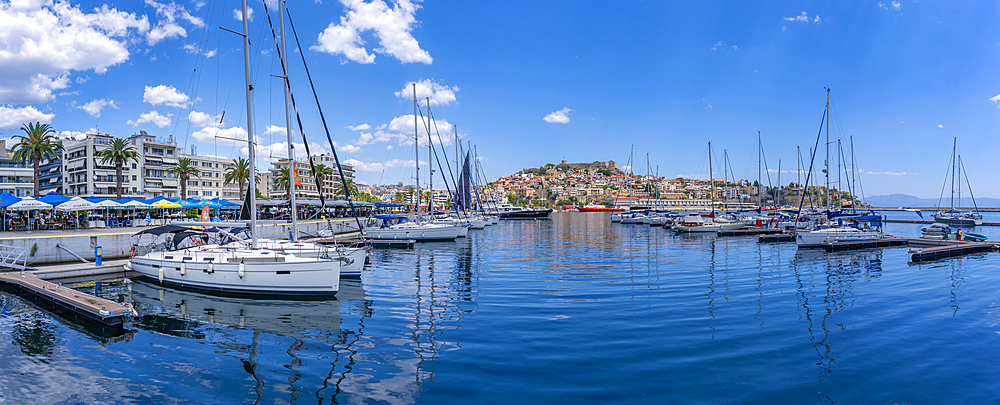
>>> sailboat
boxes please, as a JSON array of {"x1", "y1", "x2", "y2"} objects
[
  {"x1": 795, "y1": 89, "x2": 884, "y2": 248},
  {"x1": 933, "y1": 138, "x2": 983, "y2": 226},
  {"x1": 673, "y1": 142, "x2": 744, "y2": 233},
  {"x1": 362, "y1": 83, "x2": 465, "y2": 241},
  {"x1": 126, "y1": 0, "x2": 346, "y2": 295}
]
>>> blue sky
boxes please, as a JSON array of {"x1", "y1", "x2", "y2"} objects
[{"x1": 0, "y1": 0, "x2": 998, "y2": 198}]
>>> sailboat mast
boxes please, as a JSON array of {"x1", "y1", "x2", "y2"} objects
[
  {"x1": 851, "y1": 137, "x2": 856, "y2": 208},
  {"x1": 454, "y1": 124, "x2": 459, "y2": 209},
  {"x1": 709, "y1": 141, "x2": 714, "y2": 214},
  {"x1": 279, "y1": 0, "x2": 297, "y2": 241},
  {"x1": 427, "y1": 97, "x2": 432, "y2": 212},
  {"x1": 413, "y1": 83, "x2": 419, "y2": 214},
  {"x1": 950, "y1": 137, "x2": 956, "y2": 211},
  {"x1": 757, "y1": 131, "x2": 762, "y2": 210},
  {"x1": 240, "y1": 0, "x2": 258, "y2": 249},
  {"x1": 836, "y1": 138, "x2": 841, "y2": 209},
  {"x1": 825, "y1": 88, "x2": 831, "y2": 212},
  {"x1": 797, "y1": 146, "x2": 801, "y2": 207},
  {"x1": 958, "y1": 155, "x2": 962, "y2": 209},
  {"x1": 723, "y1": 149, "x2": 728, "y2": 211},
  {"x1": 777, "y1": 159, "x2": 781, "y2": 207}
]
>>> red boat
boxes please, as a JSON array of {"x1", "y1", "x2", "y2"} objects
[{"x1": 577, "y1": 205, "x2": 625, "y2": 212}]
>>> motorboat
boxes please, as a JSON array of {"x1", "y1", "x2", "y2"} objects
[{"x1": 495, "y1": 203, "x2": 552, "y2": 219}]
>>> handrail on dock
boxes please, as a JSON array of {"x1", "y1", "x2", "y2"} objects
[{"x1": 0, "y1": 244, "x2": 27, "y2": 271}]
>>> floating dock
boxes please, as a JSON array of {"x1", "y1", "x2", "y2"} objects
[
  {"x1": 718, "y1": 228, "x2": 784, "y2": 236},
  {"x1": 0, "y1": 271, "x2": 134, "y2": 326},
  {"x1": 759, "y1": 233, "x2": 795, "y2": 242},
  {"x1": 909, "y1": 242, "x2": 1000, "y2": 262},
  {"x1": 820, "y1": 237, "x2": 910, "y2": 252},
  {"x1": 884, "y1": 219, "x2": 1000, "y2": 226}
]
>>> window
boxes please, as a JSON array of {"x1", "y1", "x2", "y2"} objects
[
  {"x1": 188, "y1": 180, "x2": 198, "y2": 186},
  {"x1": 132, "y1": 163, "x2": 136, "y2": 169},
  {"x1": 190, "y1": 191, "x2": 198, "y2": 196},
  {"x1": 132, "y1": 175, "x2": 137, "y2": 181}
]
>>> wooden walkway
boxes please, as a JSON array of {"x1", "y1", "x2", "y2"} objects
[
  {"x1": 718, "y1": 228, "x2": 783, "y2": 236},
  {"x1": 821, "y1": 237, "x2": 910, "y2": 252},
  {"x1": 909, "y1": 242, "x2": 1000, "y2": 262},
  {"x1": 0, "y1": 272, "x2": 134, "y2": 326},
  {"x1": 759, "y1": 233, "x2": 795, "y2": 242}
]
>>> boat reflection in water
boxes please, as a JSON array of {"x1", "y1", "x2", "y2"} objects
[{"x1": 127, "y1": 278, "x2": 366, "y2": 340}]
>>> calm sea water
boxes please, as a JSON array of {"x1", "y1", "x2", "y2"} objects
[{"x1": 2, "y1": 212, "x2": 1000, "y2": 404}]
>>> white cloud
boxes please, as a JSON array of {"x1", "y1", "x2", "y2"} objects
[
  {"x1": 187, "y1": 110, "x2": 222, "y2": 128},
  {"x1": 784, "y1": 11, "x2": 821, "y2": 23},
  {"x1": 344, "y1": 158, "x2": 416, "y2": 172},
  {"x1": 263, "y1": 125, "x2": 289, "y2": 137},
  {"x1": 385, "y1": 114, "x2": 455, "y2": 146},
  {"x1": 232, "y1": 7, "x2": 253, "y2": 22},
  {"x1": 254, "y1": 140, "x2": 329, "y2": 161},
  {"x1": 311, "y1": 0, "x2": 433, "y2": 64},
  {"x1": 543, "y1": 108, "x2": 572, "y2": 124},
  {"x1": 0, "y1": 105, "x2": 54, "y2": 129},
  {"x1": 0, "y1": 2, "x2": 149, "y2": 103},
  {"x1": 394, "y1": 79, "x2": 459, "y2": 106},
  {"x1": 859, "y1": 170, "x2": 910, "y2": 176},
  {"x1": 58, "y1": 128, "x2": 93, "y2": 140},
  {"x1": 77, "y1": 99, "x2": 117, "y2": 117},
  {"x1": 892, "y1": 1, "x2": 901, "y2": 11},
  {"x1": 711, "y1": 41, "x2": 723, "y2": 51},
  {"x1": 937, "y1": 124, "x2": 944, "y2": 128},
  {"x1": 143, "y1": 84, "x2": 192, "y2": 108},
  {"x1": 127, "y1": 110, "x2": 172, "y2": 128},
  {"x1": 182, "y1": 43, "x2": 217, "y2": 58},
  {"x1": 341, "y1": 144, "x2": 362, "y2": 153},
  {"x1": 145, "y1": 0, "x2": 204, "y2": 45},
  {"x1": 192, "y1": 125, "x2": 248, "y2": 145},
  {"x1": 346, "y1": 123, "x2": 371, "y2": 131},
  {"x1": 989, "y1": 94, "x2": 1000, "y2": 107}
]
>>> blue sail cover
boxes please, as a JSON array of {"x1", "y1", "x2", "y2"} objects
[{"x1": 455, "y1": 152, "x2": 473, "y2": 210}]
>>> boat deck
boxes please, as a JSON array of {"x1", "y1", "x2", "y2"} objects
[
  {"x1": 0, "y1": 271, "x2": 132, "y2": 326},
  {"x1": 758, "y1": 233, "x2": 795, "y2": 242}
]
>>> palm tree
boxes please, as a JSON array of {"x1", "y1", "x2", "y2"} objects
[
  {"x1": 333, "y1": 178, "x2": 359, "y2": 199},
  {"x1": 312, "y1": 163, "x2": 335, "y2": 198},
  {"x1": 168, "y1": 157, "x2": 200, "y2": 199},
  {"x1": 11, "y1": 122, "x2": 62, "y2": 197},
  {"x1": 273, "y1": 167, "x2": 291, "y2": 194},
  {"x1": 224, "y1": 157, "x2": 257, "y2": 200},
  {"x1": 96, "y1": 137, "x2": 139, "y2": 199}
]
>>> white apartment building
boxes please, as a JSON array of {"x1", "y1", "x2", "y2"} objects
[
  {"x1": 268, "y1": 154, "x2": 355, "y2": 200},
  {"x1": 0, "y1": 141, "x2": 34, "y2": 197},
  {"x1": 179, "y1": 150, "x2": 241, "y2": 200},
  {"x1": 62, "y1": 131, "x2": 180, "y2": 198}
]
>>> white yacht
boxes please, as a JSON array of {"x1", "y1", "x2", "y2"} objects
[
  {"x1": 672, "y1": 213, "x2": 744, "y2": 233},
  {"x1": 362, "y1": 215, "x2": 466, "y2": 241},
  {"x1": 795, "y1": 214, "x2": 884, "y2": 247}
]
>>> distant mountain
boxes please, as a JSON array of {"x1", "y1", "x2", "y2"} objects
[{"x1": 865, "y1": 193, "x2": 1000, "y2": 208}]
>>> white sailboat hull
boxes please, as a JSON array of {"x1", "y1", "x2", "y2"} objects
[
  {"x1": 796, "y1": 227, "x2": 883, "y2": 247},
  {"x1": 362, "y1": 224, "x2": 464, "y2": 241},
  {"x1": 128, "y1": 248, "x2": 341, "y2": 296}
]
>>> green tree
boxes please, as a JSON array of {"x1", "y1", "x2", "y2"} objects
[
  {"x1": 95, "y1": 137, "x2": 139, "y2": 199},
  {"x1": 312, "y1": 163, "x2": 335, "y2": 198},
  {"x1": 168, "y1": 157, "x2": 200, "y2": 199},
  {"x1": 11, "y1": 122, "x2": 63, "y2": 197},
  {"x1": 274, "y1": 167, "x2": 291, "y2": 193},
  {"x1": 224, "y1": 157, "x2": 257, "y2": 201},
  {"x1": 334, "y1": 178, "x2": 359, "y2": 199}
]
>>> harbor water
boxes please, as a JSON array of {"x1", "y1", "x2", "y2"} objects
[{"x1": 2, "y1": 211, "x2": 1000, "y2": 403}]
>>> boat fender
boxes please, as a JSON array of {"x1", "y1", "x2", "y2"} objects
[
  {"x1": 158, "y1": 267, "x2": 164, "y2": 283},
  {"x1": 123, "y1": 262, "x2": 132, "y2": 272},
  {"x1": 180, "y1": 262, "x2": 186, "y2": 276},
  {"x1": 238, "y1": 262, "x2": 245, "y2": 279},
  {"x1": 207, "y1": 262, "x2": 214, "y2": 274}
]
